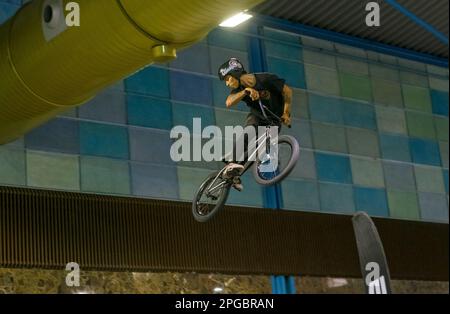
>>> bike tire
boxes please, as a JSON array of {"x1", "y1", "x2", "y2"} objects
[
  {"x1": 252, "y1": 135, "x2": 300, "y2": 186},
  {"x1": 192, "y1": 171, "x2": 231, "y2": 223}
]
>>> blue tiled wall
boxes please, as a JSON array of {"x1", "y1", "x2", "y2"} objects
[{"x1": 0, "y1": 4, "x2": 448, "y2": 223}]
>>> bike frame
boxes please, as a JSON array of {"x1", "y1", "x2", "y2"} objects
[{"x1": 204, "y1": 100, "x2": 283, "y2": 198}]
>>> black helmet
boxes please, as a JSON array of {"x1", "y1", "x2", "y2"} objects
[{"x1": 218, "y1": 58, "x2": 246, "y2": 81}]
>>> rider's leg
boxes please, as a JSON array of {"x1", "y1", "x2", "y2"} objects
[{"x1": 222, "y1": 112, "x2": 261, "y2": 189}]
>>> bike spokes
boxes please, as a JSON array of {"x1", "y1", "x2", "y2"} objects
[
  {"x1": 195, "y1": 175, "x2": 229, "y2": 217},
  {"x1": 256, "y1": 140, "x2": 292, "y2": 180}
]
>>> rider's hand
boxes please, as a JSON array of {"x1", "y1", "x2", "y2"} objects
[
  {"x1": 244, "y1": 88, "x2": 259, "y2": 101},
  {"x1": 281, "y1": 112, "x2": 291, "y2": 127}
]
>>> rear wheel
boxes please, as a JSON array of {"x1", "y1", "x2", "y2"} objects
[
  {"x1": 192, "y1": 171, "x2": 231, "y2": 223},
  {"x1": 252, "y1": 135, "x2": 299, "y2": 186}
]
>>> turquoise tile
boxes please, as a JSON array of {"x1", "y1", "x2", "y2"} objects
[
  {"x1": 410, "y1": 138, "x2": 441, "y2": 167},
  {"x1": 398, "y1": 59, "x2": 427, "y2": 72},
  {"x1": 434, "y1": 117, "x2": 449, "y2": 142},
  {"x1": 419, "y1": 192, "x2": 448, "y2": 223},
  {"x1": 406, "y1": 112, "x2": 436, "y2": 140},
  {"x1": 172, "y1": 102, "x2": 215, "y2": 135},
  {"x1": 79, "y1": 122, "x2": 129, "y2": 159},
  {"x1": 264, "y1": 28, "x2": 301, "y2": 44},
  {"x1": 127, "y1": 95, "x2": 172, "y2": 130},
  {"x1": 291, "y1": 88, "x2": 309, "y2": 119},
  {"x1": 339, "y1": 73, "x2": 372, "y2": 102},
  {"x1": 341, "y1": 99, "x2": 377, "y2": 130},
  {"x1": 319, "y1": 183, "x2": 355, "y2": 214},
  {"x1": 303, "y1": 49, "x2": 336, "y2": 69},
  {"x1": 80, "y1": 156, "x2": 130, "y2": 195},
  {"x1": 400, "y1": 71, "x2": 429, "y2": 87},
  {"x1": 304, "y1": 64, "x2": 340, "y2": 96},
  {"x1": 288, "y1": 149, "x2": 316, "y2": 180},
  {"x1": 346, "y1": 128, "x2": 380, "y2": 158},
  {"x1": 383, "y1": 162, "x2": 416, "y2": 192},
  {"x1": 0, "y1": 2, "x2": 20, "y2": 24},
  {"x1": 131, "y1": 163, "x2": 179, "y2": 200},
  {"x1": 79, "y1": 90, "x2": 126, "y2": 124},
  {"x1": 27, "y1": 151, "x2": 80, "y2": 191},
  {"x1": 208, "y1": 28, "x2": 248, "y2": 51},
  {"x1": 427, "y1": 65, "x2": 449, "y2": 76},
  {"x1": 337, "y1": 57, "x2": 369, "y2": 76},
  {"x1": 281, "y1": 119, "x2": 312, "y2": 148},
  {"x1": 443, "y1": 170, "x2": 449, "y2": 194},
  {"x1": 3, "y1": 137, "x2": 24, "y2": 149},
  {"x1": 170, "y1": 43, "x2": 210, "y2": 74},
  {"x1": 380, "y1": 134, "x2": 411, "y2": 162},
  {"x1": 335, "y1": 44, "x2": 367, "y2": 58},
  {"x1": 0, "y1": 146, "x2": 26, "y2": 186},
  {"x1": 265, "y1": 41, "x2": 302, "y2": 60},
  {"x1": 369, "y1": 64, "x2": 399, "y2": 81},
  {"x1": 350, "y1": 157, "x2": 384, "y2": 188},
  {"x1": 402, "y1": 85, "x2": 432, "y2": 112},
  {"x1": 429, "y1": 77, "x2": 449, "y2": 92},
  {"x1": 431, "y1": 90, "x2": 449, "y2": 117},
  {"x1": 372, "y1": 79, "x2": 403, "y2": 107},
  {"x1": 300, "y1": 35, "x2": 335, "y2": 50},
  {"x1": 25, "y1": 118, "x2": 79, "y2": 154},
  {"x1": 387, "y1": 191, "x2": 420, "y2": 220},
  {"x1": 129, "y1": 128, "x2": 175, "y2": 165},
  {"x1": 282, "y1": 179, "x2": 320, "y2": 211},
  {"x1": 312, "y1": 123, "x2": 347, "y2": 153},
  {"x1": 439, "y1": 141, "x2": 448, "y2": 168},
  {"x1": 176, "y1": 167, "x2": 212, "y2": 201},
  {"x1": 125, "y1": 66, "x2": 170, "y2": 98},
  {"x1": 414, "y1": 166, "x2": 445, "y2": 194},
  {"x1": 376, "y1": 106, "x2": 407, "y2": 134},
  {"x1": 170, "y1": 71, "x2": 212, "y2": 106},
  {"x1": 309, "y1": 94, "x2": 343, "y2": 124},
  {"x1": 267, "y1": 57, "x2": 306, "y2": 89},
  {"x1": 354, "y1": 187, "x2": 389, "y2": 218},
  {"x1": 57, "y1": 108, "x2": 77, "y2": 118},
  {"x1": 367, "y1": 51, "x2": 398, "y2": 65},
  {"x1": 316, "y1": 153, "x2": 352, "y2": 184}
]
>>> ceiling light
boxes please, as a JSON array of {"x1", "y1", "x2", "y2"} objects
[{"x1": 219, "y1": 12, "x2": 253, "y2": 28}]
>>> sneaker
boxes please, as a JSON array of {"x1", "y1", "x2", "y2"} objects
[
  {"x1": 223, "y1": 163, "x2": 244, "y2": 179},
  {"x1": 232, "y1": 177, "x2": 243, "y2": 192}
]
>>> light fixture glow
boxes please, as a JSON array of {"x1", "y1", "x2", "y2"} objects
[{"x1": 219, "y1": 12, "x2": 253, "y2": 28}]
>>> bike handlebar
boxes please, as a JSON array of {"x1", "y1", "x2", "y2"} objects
[{"x1": 244, "y1": 90, "x2": 291, "y2": 128}]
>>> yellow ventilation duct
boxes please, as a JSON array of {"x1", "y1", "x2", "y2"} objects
[{"x1": 0, "y1": 0, "x2": 263, "y2": 144}]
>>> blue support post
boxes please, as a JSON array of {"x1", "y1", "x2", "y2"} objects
[{"x1": 248, "y1": 22, "x2": 297, "y2": 295}]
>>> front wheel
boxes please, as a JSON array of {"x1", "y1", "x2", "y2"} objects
[
  {"x1": 192, "y1": 171, "x2": 231, "y2": 223},
  {"x1": 252, "y1": 135, "x2": 300, "y2": 186}
]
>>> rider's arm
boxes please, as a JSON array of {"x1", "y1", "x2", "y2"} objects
[
  {"x1": 282, "y1": 84, "x2": 293, "y2": 116},
  {"x1": 226, "y1": 90, "x2": 248, "y2": 108}
]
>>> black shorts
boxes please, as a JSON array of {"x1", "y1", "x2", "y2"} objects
[{"x1": 245, "y1": 109, "x2": 282, "y2": 129}]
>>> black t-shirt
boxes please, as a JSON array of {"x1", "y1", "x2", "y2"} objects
[{"x1": 231, "y1": 73, "x2": 286, "y2": 118}]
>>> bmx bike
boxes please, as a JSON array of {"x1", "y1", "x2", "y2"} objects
[{"x1": 192, "y1": 99, "x2": 300, "y2": 222}]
